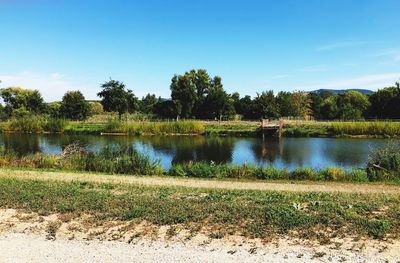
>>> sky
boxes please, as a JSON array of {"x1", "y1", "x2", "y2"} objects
[{"x1": 1, "y1": 0, "x2": 400, "y2": 102}]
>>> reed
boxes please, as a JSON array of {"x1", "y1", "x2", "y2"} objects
[
  {"x1": 104, "y1": 119, "x2": 205, "y2": 135},
  {"x1": 329, "y1": 121, "x2": 400, "y2": 137},
  {"x1": 1, "y1": 116, "x2": 68, "y2": 133}
]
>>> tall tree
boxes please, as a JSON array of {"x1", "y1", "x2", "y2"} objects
[
  {"x1": 368, "y1": 82, "x2": 400, "y2": 119},
  {"x1": 60, "y1": 91, "x2": 90, "y2": 120},
  {"x1": 0, "y1": 87, "x2": 45, "y2": 117},
  {"x1": 252, "y1": 90, "x2": 279, "y2": 119},
  {"x1": 170, "y1": 74, "x2": 196, "y2": 119},
  {"x1": 139, "y1": 93, "x2": 158, "y2": 114},
  {"x1": 203, "y1": 76, "x2": 235, "y2": 120},
  {"x1": 235, "y1": 95, "x2": 254, "y2": 119},
  {"x1": 335, "y1": 91, "x2": 370, "y2": 120},
  {"x1": 98, "y1": 79, "x2": 138, "y2": 119}
]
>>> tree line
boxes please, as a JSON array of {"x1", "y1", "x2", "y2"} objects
[{"x1": 0, "y1": 69, "x2": 399, "y2": 121}]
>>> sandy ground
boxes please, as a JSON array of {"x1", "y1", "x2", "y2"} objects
[
  {"x1": 1, "y1": 232, "x2": 399, "y2": 263},
  {"x1": 0, "y1": 209, "x2": 399, "y2": 263},
  {"x1": 1, "y1": 169, "x2": 400, "y2": 194}
]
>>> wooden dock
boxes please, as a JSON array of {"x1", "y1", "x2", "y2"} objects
[{"x1": 260, "y1": 119, "x2": 284, "y2": 138}]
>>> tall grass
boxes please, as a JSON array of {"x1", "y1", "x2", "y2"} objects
[
  {"x1": 330, "y1": 121, "x2": 400, "y2": 137},
  {"x1": 104, "y1": 119, "x2": 205, "y2": 135},
  {"x1": 2, "y1": 116, "x2": 68, "y2": 133},
  {"x1": 167, "y1": 162, "x2": 369, "y2": 182},
  {"x1": 0, "y1": 145, "x2": 163, "y2": 175}
]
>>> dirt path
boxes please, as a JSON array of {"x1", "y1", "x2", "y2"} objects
[
  {"x1": 0, "y1": 232, "x2": 399, "y2": 263},
  {"x1": 1, "y1": 169, "x2": 399, "y2": 194}
]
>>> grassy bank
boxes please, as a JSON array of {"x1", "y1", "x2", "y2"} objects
[{"x1": 0, "y1": 176, "x2": 399, "y2": 240}]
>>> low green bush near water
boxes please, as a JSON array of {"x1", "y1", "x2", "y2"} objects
[{"x1": 367, "y1": 142, "x2": 400, "y2": 181}]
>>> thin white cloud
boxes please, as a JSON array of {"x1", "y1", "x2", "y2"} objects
[
  {"x1": 316, "y1": 41, "x2": 375, "y2": 51},
  {"x1": 0, "y1": 71, "x2": 97, "y2": 102},
  {"x1": 297, "y1": 73, "x2": 400, "y2": 91},
  {"x1": 299, "y1": 65, "x2": 327, "y2": 73},
  {"x1": 370, "y1": 48, "x2": 400, "y2": 62},
  {"x1": 271, "y1": 74, "x2": 290, "y2": 79}
]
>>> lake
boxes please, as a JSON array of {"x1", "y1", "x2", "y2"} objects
[{"x1": 0, "y1": 134, "x2": 393, "y2": 170}]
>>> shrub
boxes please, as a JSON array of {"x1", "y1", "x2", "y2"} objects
[
  {"x1": 366, "y1": 142, "x2": 400, "y2": 181},
  {"x1": 255, "y1": 166, "x2": 289, "y2": 180},
  {"x1": 291, "y1": 167, "x2": 317, "y2": 180},
  {"x1": 8, "y1": 116, "x2": 46, "y2": 133},
  {"x1": 363, "y1": 219, "x2": 390, "y2": 239},
  {"x1": 44, "y1": 118, "x2": 68, "y2": 133},
  {"x1": 320, "y1": 167, "x2": 346, "y2": 181},
  {"x1": 346, "y1": 168, "x2": 369, "y2": 182}
]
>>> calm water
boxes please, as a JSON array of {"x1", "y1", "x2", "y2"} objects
[{"x1": 0, "y1": 134, "x2": 393, "y2": 170}]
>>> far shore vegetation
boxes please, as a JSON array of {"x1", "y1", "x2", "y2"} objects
[{"x1": 0, "y1": 69, "x2": 399, "y2": 137}]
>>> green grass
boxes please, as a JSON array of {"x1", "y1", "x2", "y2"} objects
[
  {"x1": 1, "y1": 117, "x2": 400, "y2": 138},
  {"x1": 103, "y1": 119, "x2": 205, "y2": 135},
  {"x1": 0, "y1": 176, "x2": 398, "y2": 240},
  {"x1": 168, "y1": 162, "x2": 371, "y2": 182},
  {"x1": 0, "y1": 116, "x2": 68, "y2": 133},
  {"x1": 330, "y1": 121, "x2": 400, "y2": 137}
]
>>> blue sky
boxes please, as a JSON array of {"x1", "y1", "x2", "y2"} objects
[{"x1": 1, "y1": 0, "x2": 399, "y2": 101}]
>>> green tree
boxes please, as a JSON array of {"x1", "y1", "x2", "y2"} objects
[
  {"x1": 153, "y1": 99, "x2": 178, "y2": 119},
  {"x1": 139, "y1": 93, "x2": 158, "y2": 114},
  {"x1": 277, "y1": 91, "x2": 311, "y2": 118},
  {"x1": 88, "y1": 101, "x2": 104, "y2": 115},
  {"x1": 335, "y1": 91, "x2": 370, "y2": 120},
  {"x1": 98, "y1": 79, "x2": 138, "y2": 119},
  {"x1": 46, "y1": 102, "x2": 62, "y2": 118},
  {"x1": 203, "y1": 76, "x2": 235, "y2": 120},
  {"x1": 235, "y1": 95, "x2": 254, "y2": 119},
  {"x1": 0, "y1": 87, "x2": 45, "y2": 117},
  {"x1": 310, "y1": 91, "x2": 334, "y2": 119},
  {"x1": 253, "y1": 90, "x2": 279, "y2": 119},
  {"x1": 60, "y1": 91, "x2": 90, "y2": 120},
  {"x1": 170, "y1": 73, "x2": 197, "y2": 119},
  {"x1": 368, "y1": 82, "x2": 400, "y2": 119}
]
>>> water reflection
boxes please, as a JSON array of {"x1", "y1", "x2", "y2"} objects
[{"x1": 0, "y1": 134, "x2": 392, "y2": 169}]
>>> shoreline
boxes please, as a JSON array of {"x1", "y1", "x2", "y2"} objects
[{"x1": 1, "y1": 120, "x2": 400, "y2": 138}]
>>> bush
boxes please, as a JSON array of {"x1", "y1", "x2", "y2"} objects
[
  {"x1": 8, "y1": 116, "x2": 46, "y2": 133},
  {"x1": 346, "y1": 168, "x2": 369, "y2": 182},
  {"x1": 291, "y1": 167, "x2": 317, "y2": 180},
  {"x1": 363, "y1": 219, "x2": 390, "y2": 239},
  {"x1": 44, "y1": 118, "x2": 68, "y2": 133},
  {"x1": 320, "y1": 167, "x2": 346, "y2": 181},
  {"x1": 366, "y1": 142, "x2": 400, "y2": 181}
]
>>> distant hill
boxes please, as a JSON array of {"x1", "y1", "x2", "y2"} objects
[{"x1": 311, "y1": 89, "x2": 374, "y2": 95}]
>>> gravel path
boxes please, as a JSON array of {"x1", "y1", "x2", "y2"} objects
[
  {"x1": 1, "y1": 169, "x2": 399, "y2": 194},
  {"x1": 0, "y1": 233, "x2": 399, "y2": 263}
]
